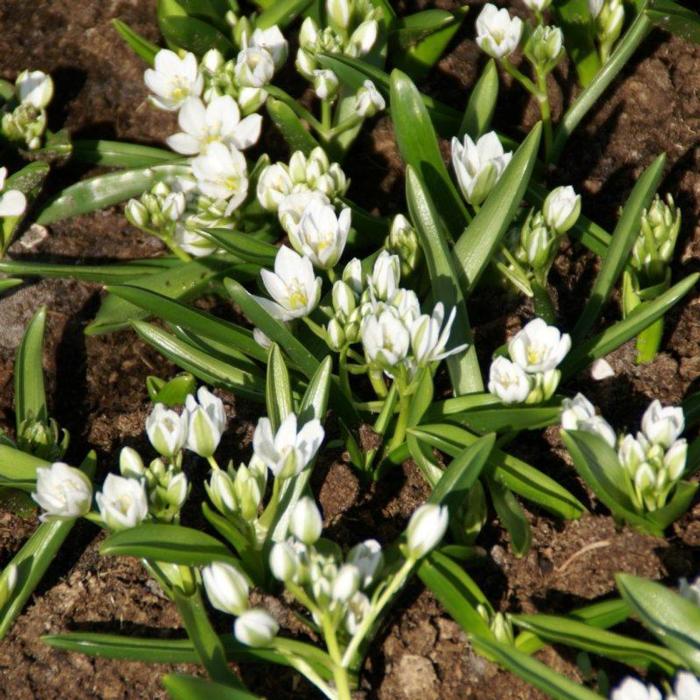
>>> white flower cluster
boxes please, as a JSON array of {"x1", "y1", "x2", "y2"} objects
[
  {"x1": 610, "y1": 672, "x2": 700, "y2": 700},
  {"x1": 561, "y1": 396, "x2": 687, "y2": 512},
  {"x1": 488, "y1": 318, "x2": 571, "y2": 404},
  {"x1": 1, "y1": 70, "x2": 54, "y2": 150}
]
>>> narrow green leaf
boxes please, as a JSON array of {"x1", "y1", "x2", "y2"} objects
[
  {"x1": 0, "y1": 445, "x2": 49, "y2": 488},
  {"x1": 147, "y1": 373, "x2": 196, "y2": 406},
  {"x1": 255, "y1": 0, "x2": 313, "y2": 29},
  {"x1": 266, "y1": 344, "x2": 293, "y2": 432},
  {"x1": 15, "y1": 306, "x2": 48, "y2": 428},
  {"x1": 112, "y1": 19, "x2": 160, "y2": 65},
  {"x1": 459, "y1": 59, "x2": 499, "y2": 138},
  {"x1": 643, "y1": 480, "x2": 698, "y2": 531},
  {"x1": 0, "y1": 279, "x2": 21, "y2": 294},
  {"x1": 487, "y1": 478, "x2": 531, "y2": 557},
  {"x1": 645, "y1": 0, "x2": 700, "y2": 45},
  {"x1": 36, "y1": 164, "x2": 190, "y2": 224},
  {"x1": 100, "y1": 524, "x2": 237, "y2": 566},
  {"x1": 159, "y1": 15, "x2": 234, "y2": 55},
  {"x1": 163, "y1": 674, "x2": 260, "y2": 700},
  {"x1": 552, "y1": 0, "x2": 601, "y2": 87},
  {"x1": 266, "y1": 98, "x2": 320, "y2": 155},
  {"x1": 562, "y1": 273, "x2": 699, "y2": 377},
  {"x1": 390, "y1": 69, "x2": 468, "y2": 236},
  {"x1": 199, "y1": 228, "x2": 277, "y2": 266},
  {"x1": 454, "y1": 123, "x2": 542, "y2": 293},
  {"x1": 573, "y1": 154, "x2": 666, "y2": 340},
  {"x1": 617, "y1": 573, "x2": 700, "y2": 674},
  {"x1": 405, "y1": 167, "x2": 483, "y2": 393},
  {"x1": 72, "y1": 139, "x2": 180, "y2": 167}
]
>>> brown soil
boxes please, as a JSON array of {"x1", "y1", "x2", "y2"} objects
[{"x1": 0, "y1": 0, "x2": 698, "y2": 698}]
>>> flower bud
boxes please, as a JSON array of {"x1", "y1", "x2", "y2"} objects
[
  {"x1": 332, "y1": 564, "x2": 361, "y2": 602},
  {"x1": 369, "y1": 250, "x2": 401, "y2": 301},
  {"x1": 290, "y1": 496, "x2": 323, "y2": 545},
  {"x1": 256, "y1": 164, "x2": 293, "y2": 212},
  {"x1": 405, "y1": 504, "x2": 449, "y2": 560},
  {"x1": 387, "y1": 214, "x2": 420, "y2": 277},
  {"x1": 342, "y1": 257, "x2": 364, "y2": 294},
  {"x1": 32, "y1": 462, "x2": 93, "y2": 521},
  {"x1": 146, "y1": 404, "x2": 188, "y2": 458},
  {"x1": 270, "y1": 542, "x2": 300, "y2": 582},
  {"x1": 543, "y1": 186, "x2": 581, "y2": 234},
  {"x1": 348, "y1": 19, "x2": 379, "y2": 56},
  {"x1": 125, "y1": 199, "x2": 149, "y2": 227},
  {"x1": 663, "y1": 439, "x2": 687, "y2": 481},
  {"x1": 327, "y1": 0, "x2": 351, "y2": 31},
  {"x1": 206, "y1": 468, "x2": 237, "y2": 516},
  {"x1": 184, "y1": 387, "x2": 226, "y2": 458},
  {"x1": 16, "y1": 70, "x2": 54, "y2": 109},
  {"x1": 250, "y1": 26, "x2": 289, "y2": 70},
  {"x1": 525, "y1": 26, "x2": 564, "y2": 72},
  {"x1": 641, "y1": 400, "x2": 684, "y2": 449},
  {"x1": 202, "y1": 562, "x2": 250, "y2": 616},
  {"x1": 354, "y1": 80, "x2": 385, "y2": 117},
  {"x1": 234, "y1": 47, "x2": 274, "y2": 88},
  {"x1": 327, "y1": 318, "x2": 346, "y2": 351},
  {"x1": 344, "y1": 591, "x2": 370, "y2": 634},
  {"x1": 0, "y1": 564, "x2": 17, "y2": 609},
  {"x1": 166, "y1": 472, "x2": 189, "y2": 509},
  {"x1": 233, "y1": 465, "x2": 261, "y2": 521},
  {"x1": 332, "y1": 280, "x2": 357, "y2": 319},
  {"x1": 313, "y1": 69, "x2": 339, "y2": 100},
  {"x1": 119, "y1": 447, "x2": 145, "y2": 479},
  {"x1": 519, "y1": 210, "x2": 554, "y2": 270},
  {"x1": 201, "y1": 49, "x2": 225, "y2": 74},
  {"x1": 347, "y1": 539, "x2": 384, "y2": 587},
  {"x1": 96, "y1": 474, "x2": 149, "y2": 531},
  {"x1": 491, "y1": 612, "x2": 515, "y2": 645},
  {"x1": 234, "y1": 608, "x2": 278, "y2": 646},
  {"x1": 237, "y1": 86, "x2": 266, "y2": 115}
]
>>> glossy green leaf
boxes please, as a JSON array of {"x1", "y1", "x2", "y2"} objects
[
  {"x1": 470, "y1": 636, "x2": 605, "y2": 700},
  {"x1": 454, "y1": 123, "x2": 542, "y2": 293},
  {"x1": 487, "y1": 478, "x2": 531, "y2": 557},
  {"x1": 0, "y1": 445, "x2": 49, "y2": 488},
  {"x1": 159, "y1": 15, "x2": 233, "y2": 55},
  {"x1": 1, "y1": 162, "x2": 50, "y2": 254},
  {"x1": 112, "y1": 19, "x2": 160, "y2": 65},
  {"x1": 87, "y1": 257, "x2": 235, "y2": 335},
  {"x1": 459, "y1": 59, "x2": 499, "y2": 139},
  {"x1": 645, "y1": 0, "x2": 700, "y2": 45},
  {"x1": 390, "y1": 69, "x2": 468, "y2": 236},
  {"x1": 200, "y1": 228, "x2": 277, "y2": 266},
  {"x1": 133, "y1": 322, "x2": 266, "y2": 401},
  {"x1": 644, "y1": 480, "x2": 698, "y2": 531},
  {"x1": 163, "y1": 674, "x2": 260, "y2": 700},
  {"x1": 562, "y1": 273, "x2": 699, "y2": 377},
  {"x1": 574, "y1": 154, "x2": 666, "y2": 340},
  {"x1": 617, "y1": 573, "x2": 700, "y2": 674},
  {"x1": 15, "y1": 306, "x2": 48, "y2": 429},
  {"x1": 316, "y1": 53, "x2": 461, "y2": 136},
  {"x1": 552, "y1": 0, "x2": 601, "y2": 88},
  {"x1": 147, "y1": 373, "x2": 196, "y2": 406},
  {"x1": 36, "y1": 164, "x2": 190, "y2": 224},
  {"x1": 72, "y1": 139, "x2": 179, "y2": 167},
  {"x1": 405, "y1": 166, "x2": 482, "y2": 393},
  {"x1": 266, "y1": 98, "x2": 320, "y2": 155},
  {"x1": 512, "y1": 612, "x2": 683, "y2": 673},
  {"x1": 255, "y1": 0, "x2": 313, "y2": 29},
  {"x1": 100, "y1": 523, "x2": 237, "y2": 566},
  {"x1": 0, "y1": 279, "x2": 21, "y2": 294}
]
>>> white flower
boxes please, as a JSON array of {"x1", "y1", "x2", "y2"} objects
[
  {"x1": 253, "y1": 412, "x2": 325, "y2": 479},
  {"x1": 610, "y1": 677, "x2": 662, "y2": 700},
  {"x1": 641, "y1": 400, "x2": 684, "y2": 449},
  {"x1": 0, "y1": 166, "x2": 26, "y2": 218},
  {"x1": 361, "y1": 309, "x2": 410, "y2": 370},
  {"x1": 343, "y1": 257, "x2": 364, "y2": 294},
  {"x1": 32, "y1": 462, "x2": 92, "y2": 521},
  {"x1": 288, "y1": 199, "x2": 351, "y2": 270},
  {"x1": 332, "y1": 564, "x2": 360, "y2": 602},
  {"x1": 234, "y1": 608, "x2": 279, "y2": 646},
  {"x1": 202, "y1": 562, "x2": 249, "y2": 616},
  {"x1": 347, "y1": 539, "x2": 384, "y2": 587},
  {"x1": 234, "y1": 47, "x2": 275, "y2": 88},
  {"x1": 257, "y1": 163, "x2": 294, "y2": 211},
  {"x1": 166, "y1": 96, "x2": 262, "y2": 155},
  {"x1": 270, "y1": 542, "x2": 300, "y2": 582},
  {"x1": 543, "y1": 186, "x2": 581, "y2": 234},
  {"x1": 670, "y1": 672, "x2": 700, "y2": 700},
  {"x1": 144, "y1": 49, "x2": 203, "y2": 111},
  {"x1": 256, "y1": 245, "x2": 322, "y2": 321},
  {"x1": 475, "y1": 4, "x2": 523, "y2": 59},
  {"x1": 146, "y1": 403, "x2": 188, "y2": 457},
  {"x1": 354, "y1": 80, "x2": 385, "y2": 117},
  {"x1": 16, "y1": 70, "x2": 54, "y2": 109},
  {"x1": 185, "y1": 386, "x2": 226, "y2": 458},
  {"x1": 560, "y1": 393, "x2": 616, "y2": 447},
  {"x1": 348, "y1": 19, "x2": 379, "y2": 56},
  {"x1": 390, "y1": 288, "x2": 421, "y2": 325},
  {"x1": 488, "y1": 357, "x2": 531, "y2": 404},
  {"x1": 289, "y1": 496, "x2": 323, "y2": 544},
  {"x1": 451, "y1": 131, "x2": 512, "y2": 206},
  {"x1": 411, "y1": 303, "x2": 468, "y2": 366},
  {"x1": 369, "y1": 250, "x2": 401, "y2": 301},
  {"x1": 313, "y1": 69, "x2": 339, "y2": 100},
  {"x1": 508, "y1": 318, "x2": 571, "y2": 373},
  {"x1": 278, "y1": 191, "x2": 330, "y2": 237},
  {"x1": 173, "y1": 223, "x2": 218, "y2": 258},
  {"x1": 405, "y1": 504, "x2": 449, "y2": 559},
  {"x1": 250, "y1": 26, "x2": 288, "y2": 70},
  {"x1": 191, "y1": 142, "x2": 249, "y2": 212},
  {"x1": 96, "y1": 474, "x2": 148, "y2": 531}
]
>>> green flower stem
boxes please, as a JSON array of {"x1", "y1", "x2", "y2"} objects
[
  {"x1": 207, "y1": 456, "x2": 221, "y2": 471},
  {"x1": 321, "y1": 99, "x2": 332, "y2": 132},
  {"x1": 271, "y1": 647, "x2": 336, "y2": 700},
  {"x1": 341, "y1": 557, "x2": 415, "y2": 669},
  {"x1": 324, "y1": 114, "x2": 363, "y2": 140},
  {"x1": 320, "y1": 613, "x2": 353, "y2": 700},
  {"x1": 257, "y1": 475, "x2": 283, "y2": 530},
  {"x1": 535, "y1": 70, "x2": 553, "y2": 162},
  {"x1": 385, "y1": 387, "x2": 411, "y2": 456},
  {"x1": 501, "y1": 58, "x2": 539, "y2": 97},
  {"x1": 302, "y1": 316, "x2": 329, "y2": 343},
  {"x1": 369, "y1": 369, "x2": 388, "y2": 398},
  {"x1": 338, "y1": 347, "x2": 352, "y2": 398}
]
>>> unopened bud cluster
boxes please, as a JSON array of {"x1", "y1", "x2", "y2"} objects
[
  {"x1": 385, "y1": 214, "x2": 421, "y2": 277},
  {"x1": 588, "y1": 0, "x2": 624, "y2": 62},
  {"x1": 17, "y1": 414, "x2": 69, "y2": 462},
  {"x1": 1, "y1": 70, "x2": 54, "y2": 150}
]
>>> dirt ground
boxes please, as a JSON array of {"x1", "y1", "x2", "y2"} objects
[{"x1": 0, "y1": 0, "x2": 698, "y2": 698}]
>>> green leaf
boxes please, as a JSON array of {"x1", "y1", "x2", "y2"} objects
[
  {"x1": 0, "y1": 445, "x2": 49, "y2": 488},
  {"x1": 15, "y1": 306, "x2": 48, "y2": 428},
  {"x1": 112, "y1": 19, "x2": 160, "y2": 65},
  {"x1": 487, "y1": 478, "x2": 531, "y2": 557},
  {"x1": 405, "y1": 166, "x2": 483, "y2": 393},
  {"x1": 133, "y1": 322, "x2": 265, "y2": 401},
  {"x1": 316, "y1": 53, "x2": 461, "y2": 136},
  {"x1": 1, "y1": 162, "x2": 50, "y2": 254},
  {"x1": 562, "y1": 273, "x2": 699, "y2": 377},
  {"x1": 573, "y1": 154, "x2": 666, "y2": 340},
  {"x1": 87, "y1": 257, "x2": 236, "y2": 335},
  {"x1": 266, "y1": 98, "x2": 320, "y2": 155},
  {"x1": 147, "y1": 373, "x2": 196, "y2": 406},
  {"x1": 390, "y1": 69, "x2": 468, "y2": 236},
  {"x1": 199, "y1": 228, "x2": 277, "y2": 266},
  {"x1": 617, "y1": 573, "x2": 700, "y2": 674},
  {"x1": 100, "y1": 524, "x2": 237, "y2": 566},
  {"x1": 470, "y1": 636, "x2": 605, "y2": 700},
  {"x1": 552, "y1": 0, "x2": 601, "y2": 88},
  {"x1": 437, "y1": 404, "x2": 561, "y2": 434},
  {"x1": 418, "y1": 550, "x2": 493, "y2": 637},
  {"x1": 459, "y1": 59, "x2": 499, "y2": 139},
  {"x1": 36, "y1": 164, "x2": 190, "y2": 224},
  {"x1": 163, "y1": 674, "x2": 260, "y2": 700},
  {"x1": 512, "y1": 612, "x2": 684, "y2": 674},
  {"x1": 0, "y1": 279, "x2": 21, "y2": 295},
  {"x1": 644, "y1": 0, "x2": 700, "y2": 44},
  {"x1": 266, "y1": 344, "x2": 293, "y2": 432},
  {"x1": 644, "y1": 480, "x2": 698, "y2": 532},
  {"x1": 159, "y1": 15, "x2": 234, "y2": 55},
  {"x1": 454, "y1": 123, "x2": 542, "y2": 293},
  {"x1": 72, "y1": 139, "x2": 180, "y2": 167},
  {"x1": 255, "y1": 0, "x2": 313, "y2": 29}
]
